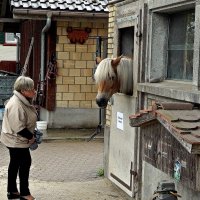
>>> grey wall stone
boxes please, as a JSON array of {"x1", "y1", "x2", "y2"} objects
[{"x1": 40, "y1": 107, "x2": 99, "y2": 129}]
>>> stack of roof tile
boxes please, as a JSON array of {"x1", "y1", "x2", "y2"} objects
[{"x1": 129, "y1": 102, "x2": 200, "y2": 154}]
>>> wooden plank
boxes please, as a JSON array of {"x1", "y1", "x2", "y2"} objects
[
  {"x1": 196, "y1": 158, "x2": 200, "y2": 191},
  {"x1": 0, "y1": 0, "x2": 7, "y2": 17},
  {"x1": 45, "y1": 21, "x2": 56, "y2": 111},
  {"x1": 0, "y1": 18, "x2": 20, "y2": 23}
]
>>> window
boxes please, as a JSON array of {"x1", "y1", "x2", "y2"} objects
[
  {"x1": 5, "y1": 33, "x2": 20, "y2": 45},
  {"x1": 167, "y1": 10, "x2": 195, "y2": 81},
  {"x1": 119, "y1": 27, "x2": 134, "y2": 58}
]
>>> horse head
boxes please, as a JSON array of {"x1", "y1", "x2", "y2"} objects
[{"x1": 94, "y1": 56, "x2": 133, "y2": 108}]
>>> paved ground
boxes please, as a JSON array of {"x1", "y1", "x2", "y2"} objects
[{"x1": 0, "y1": 129, "x2": 131, "y2": 200}]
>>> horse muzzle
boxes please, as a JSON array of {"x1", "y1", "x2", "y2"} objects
[{"x1": 96, "y1": 97, "x2": 108, "y2": 108}]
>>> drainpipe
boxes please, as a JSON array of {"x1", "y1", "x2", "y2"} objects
[
  {"x1": 14, "y1": 33, "x2": 20, "y2": 73},
  {"x1": 40, "y1": 12, "x2": 52, "y2": 85}
]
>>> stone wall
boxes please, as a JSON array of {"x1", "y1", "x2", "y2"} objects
[
  {"x1": 106, "y1": 5, "x2": 116, "y2": 127},
  {"x1": 56, "y1": 21, "x2": 108, "y2": 109}
]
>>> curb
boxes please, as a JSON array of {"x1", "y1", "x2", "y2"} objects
[{"x1": 42, "y1": 136, "x2": 104, "y2": 142}]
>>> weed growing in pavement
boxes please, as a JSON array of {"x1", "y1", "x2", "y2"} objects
[{"x1": 97, "y1": 168, "x2": 104, "y2": 177}]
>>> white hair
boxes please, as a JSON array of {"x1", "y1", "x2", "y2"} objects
[{"x1": 14, "y1": 76, "x2": 34, "y2": 92}]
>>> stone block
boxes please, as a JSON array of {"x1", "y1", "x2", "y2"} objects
[
  {"x1": 69, "y1": 85, "x2": 81, "y2": 92},
  {"x1": 57, "y1": 60, "x2": 64, "y2": 68},
  {"x1": 76, "y1": 45, "x2": 88, "y2": 53},
  {"x1": 68, "y1": 101, "x2": 80, "y2": 108},
  {"x1": 81, "y1": 52, "x2": 94, "y2": 61},
  {"x1": 69, "y1": 69, "x2": 81, "y2": 76},
  {"x1": 64, "y1": 44, "x2": 76, "y2": 52},
  {"x1": 63, "y1": 60, "x2": 75, "y2": 68},
  {"x1": 56, "y1": 100, "x2": 68, "y2": 107},
  {"x1": 58, "y1": 36, "x2": 68, "y2": 44},
  {"x1": 81, "y1": 69, "x2": 92, "y2": 77},
  {"x1": 86, "y1": 93, "x2": 96, "y2": 100},
  {"x1": 57, "y1": 27, "x2": 62, "y2": 35},
  {"x1": 57, "y1": 85, "x2": 69, "y2": 92},
  {"x1": 56, "y1": 76, "x2": 63, "y2": 84},
  {"x1": 81, "y1": 85, "x2": 92, "y2": 92},
  {"x1": 63, "y1": 77, "x2": 75, "y2": 84},
  {"x1": 58, "y1": 68, "x2": 69, "y2": 76},
  {"x1": 56, "y1": 93, "x2": 62, "y2": 100},
  {"x1": 87, "y1": 77, "x2": 95, "y2": 84},
  {"x1": 57, "y1": 52, "x2": 70, "y2": 60},
  {"x1": 75, "y1": 77, "x2": 86, "y2": 84},
  {"x1": 80, "y1": 101, "x2": 92, "y2": 108},
  {"x1": 56, "y1": 44, "x2": 64, "y2": 51},
  {"x1": 63, "y1": 93, "x2": 74, "y2": 100},
  {"x1": 87, "y1": 45, "x2": 96, "y2": 53},
  {"x1": 70, "y1": 52, "x2": 82, "y2": 60},
  {"x1": 75, "y1": 61, "x2": 87, "y2": 68},
  {"x1": 74, "y1": 93, "x2": 86, "y2": 100}
]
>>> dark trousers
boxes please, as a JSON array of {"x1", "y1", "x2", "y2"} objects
[{"x1": 7, "y1": 147, "x2": 32, "y2": 196}]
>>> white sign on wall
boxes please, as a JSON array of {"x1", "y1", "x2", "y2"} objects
[{"x1": 117, "y1": 112, "x2": 124, "y2": 131}]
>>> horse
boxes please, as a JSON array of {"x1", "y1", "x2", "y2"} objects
[{"x1": 94, "y1": 56, "x2": 133, "y2": 108}]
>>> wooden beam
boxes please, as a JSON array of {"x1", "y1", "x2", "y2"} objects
[
  {"x1": 0, "y1": 18, "x2": 20, "y2": 23},
  {"x1": 0, "y1": 23, "x2": 3, "y2": 32},
  {"x1": 1, "y1": 0, "x2": 7, "y2": 17}
]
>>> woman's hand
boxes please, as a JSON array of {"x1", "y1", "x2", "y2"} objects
[{"x1": 28, "y1": 137, "x2": 35, "y2": 144}]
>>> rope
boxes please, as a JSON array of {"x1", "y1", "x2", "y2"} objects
[{"x1": 21, "y1": 37, "x2": 34, "y2": 76}]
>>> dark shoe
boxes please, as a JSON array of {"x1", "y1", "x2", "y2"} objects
[
  {"x1": 7, "y1": 192, "x2": 20, "y2": 199},
  {"x1": 20, "y1": 195, "x2": 35, "y2": 200}
]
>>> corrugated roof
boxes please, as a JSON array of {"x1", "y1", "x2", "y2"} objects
[
  {"x1": 10, "y1": 0, "x2": 108, "y2": 12},
  {"x1": 129, "y1": 102, "x2": 200, "y2": 154}
]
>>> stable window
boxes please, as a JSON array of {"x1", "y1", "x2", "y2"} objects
[
  {"x1": 167, "y1": 10, "x2": 195, "y2": 81},
  {"x1": 119, "y1": 27, "x2": 134, "y2": 58}
]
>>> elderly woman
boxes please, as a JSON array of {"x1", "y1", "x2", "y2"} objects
[{"x1": 1, "y1": 76, "x2": 37, "y2": 200}]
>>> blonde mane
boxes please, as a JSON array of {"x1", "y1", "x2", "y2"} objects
[{"x1": 94, "y1": 57, "x2": 133, "y2": 94}]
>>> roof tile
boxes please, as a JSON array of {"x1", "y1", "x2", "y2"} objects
[
  {"x1": 11, "y1": 0, "x2": 108, "y2": 12},
  {"x1": 129, "y1": 102, "x2": 200, "y2": 154}
]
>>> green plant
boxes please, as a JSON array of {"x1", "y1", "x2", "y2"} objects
[{"x1": 97, "y1": 168, "x2": 104, "y2": 177}]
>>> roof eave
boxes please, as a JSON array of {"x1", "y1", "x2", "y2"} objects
[{"x1": 12, "y1": 9, "x2": 109, "y2": 20}]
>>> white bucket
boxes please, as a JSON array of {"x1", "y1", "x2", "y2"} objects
[{"x1": 36, "y1": 121, "x2": 48, "y2": 130}]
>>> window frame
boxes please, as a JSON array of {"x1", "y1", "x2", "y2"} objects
[
  {"x1": 4, "y1": 33, "x2": 20, "y2": 46},
  {"x1": 148, "y1": 4, "x2": 199, "y2": 86},
  {"x1": 166, "y1": 9, "x2": 195, "y2": 81}
]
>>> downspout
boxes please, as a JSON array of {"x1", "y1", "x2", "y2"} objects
[
  {"x1": 14, "y1": 33, "x2": 20, "y2": 73},
  {"x1": 40, "y1": 12, "x2": 52, "y2": 84}
]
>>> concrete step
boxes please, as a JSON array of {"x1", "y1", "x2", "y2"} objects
[{"x1": 41, "y1": 128, "x2": 104, "y2": 142}]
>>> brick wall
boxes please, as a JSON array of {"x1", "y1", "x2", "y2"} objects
[
  {"x1": 106, "y1": 5, "x2": 116, "y2": 127},
  {"x1": 56, "y1": 20, "x2": 108, "y2": 109}
]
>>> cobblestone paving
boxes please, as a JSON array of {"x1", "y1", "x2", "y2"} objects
[
  {"x1": 0, "y1": 140, "x2": 131, "y2": 200},
  {"x1": 0, "y1": 141, "x2": 104, "y2": 182}
]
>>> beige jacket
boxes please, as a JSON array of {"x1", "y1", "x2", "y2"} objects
[{"x1": 0, "y1": 90, "x2": 37, "y2": 148}]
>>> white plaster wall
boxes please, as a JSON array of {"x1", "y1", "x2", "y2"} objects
[
  {"x1": 142, "y1": 161, "x2": 200, "y2": 200},
  {"x1": 108, "y1": 93, "x2": 137, "y2": 197}
]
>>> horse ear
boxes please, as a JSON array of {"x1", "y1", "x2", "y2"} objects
[
  {"x1": 111, "y1": 55, "x2": 123, "y2": 67},
  {"x1": 96, "y1": 57, "x2": 103, "y2": 64}
]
